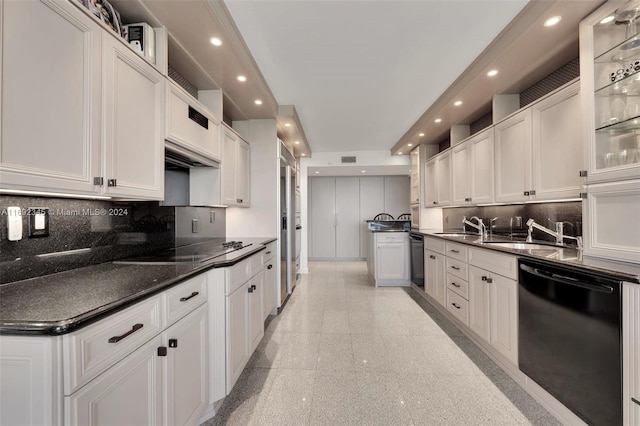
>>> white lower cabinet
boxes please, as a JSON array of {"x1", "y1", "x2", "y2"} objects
[
  {"x1": 226, "y1": 281, "x2": 251, "y2": 391},
  {"x1": 424, "y1": 249, "x2": 446, "y2": 306},
  {"x1": 624, "y1": 282, "x2": 640, "y2": 426},
  {"x1": 468, "y1": 266, "x2": 491, "y2": 343},
  {"x1": 262, "y1": 243, "x2": 277, "y2": 320},
  {"x1": 488, "y1": 273, "x2": 518, "y2": 365},
  {"x1": 371, "y1": 232, "x2": 410, "y2": 286}
]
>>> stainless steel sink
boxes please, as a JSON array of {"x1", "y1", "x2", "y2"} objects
[
  {"x1": 434, "y1": 232, "x2": 478, "y2": 238},
  {"x1": 483, "y1": 242, "x2": 558, "y2": 250}
]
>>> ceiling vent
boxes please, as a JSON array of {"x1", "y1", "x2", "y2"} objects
[{"x1": 341, "y1": 156, "x2": 356, "y2": 164}]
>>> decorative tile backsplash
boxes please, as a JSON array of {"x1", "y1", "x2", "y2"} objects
[
  {"x1": 442, "y1": 201, "x2": 582, "y2": 243},
  {"x1": 0, "y1": 196, "x2": 225, "y2": 284}
]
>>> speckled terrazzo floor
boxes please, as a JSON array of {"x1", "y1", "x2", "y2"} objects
[{"x1": 204, "y1": 261, "x2": 560, "y2": 426}]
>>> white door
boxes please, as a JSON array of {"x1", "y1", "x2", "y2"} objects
[
  {"x1": 66, "y1": 336, "x2": 163, "y2": 426},
  {"x1": 309, "y1": 177, "x2": 337, "y2": 258},
  {"x1": 164, "y1": 306, "x2": 208, "y2": 426},
  {"x1": 375, "y1": 243, "x2": 405, "y2": 280},
  {"x1": 0, "y1": 0, "x2": 101, "y2": 195},
  {"x1": 102, "y1": 35, "x2": 164, "y2": 199},
  {"x1": 468, "y1": 266, "x2": 491, "y2": 343},
  {"x1": 437, "y1": 151, "x2": 452, "y2": 206},
  {"x1": 222, "y1": 129, "x2": 238, "y2": 205},
  {"x1": 451, "y1": 142, "x2": 471, "y2": 205},
  {"x1": 470, "y1": 128, "x2": 495, "y2": 204},
  {"x1": 495, "y1": 109, "x2": 532, "y2": 203},
  {"x1": 384, "y1": 176, "x2": 411, "y2": 218},
  {"x1": 249, "y1": 270, "x2": 265, "y2": 352},
  {"x1": 226, "y1": 282, "x2": 250, "y2": 392},
  {"x1": 359, "y1": 177, "x2": 385, "y2": 258},
  {"x1": 490, "y1": 274, "x2": 518, "y2": 365},
  {"x1": 236, "y1": 139, "x2": 250, "y2": 206},
  {"x1": 336, "y1": 177, "x2": 360, "y2": 258},
  {"x1": 532, "y1": 82, "x2": 583, "y2": 200},
  {"x1": 424, "y1": 158, "x2": 438, "y2": 207}
]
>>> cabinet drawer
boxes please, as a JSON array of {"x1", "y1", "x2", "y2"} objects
[
  {"x1": 63, "y1": 295, "x2": 163, "y2": 395},
  {"x1": 425, "y1": 236, "x2": 446, "y2": 254},
  {"x1": 468, "y1": 247, "x2": 517, "y2": 280},
  {"x1": 262, "y1": 242, "x2": 276, "y2": 264},
  {"x1": 164, "y1": 274, "x2": 207, "y2": 326},
  {"x1": 446, "y1": 257, "x2": 468, "y2": 280},
  {"x1": 376, "y1": 232, "x2": 407, "y2": 243},
  {"x1": 445, "y1": 241, "x2": 468, "y2": 262},
  {"x1": 446, "y1": 273, "x2": 469, "y2": 300},
  {"x1": 225, "y1": 258, "x2": 251, "y2": 295},
  {"x1": 446, "y1": 289, "x2": 469, "y2": 326}
]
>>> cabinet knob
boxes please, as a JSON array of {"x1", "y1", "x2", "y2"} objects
[
  {"x1": 248, "y1": 287, "x2": 254, "y2": 293},
  {"x1": 267, "y1": 265, "x2": 273, "y2": 269},
  {"x1": 524, "y1": 191, "x2": 530, "y2": 196},
  {"x1": 108, "y1": 179, "x2": 117, "y2": 187},
  {"x1": 251, "y1": 284, "x2": 257, "y2": 290},
  {"x1": 430, "y1": 255, "x2": 436, "y2": 259},
  {"x1": 169, "y1": 338, "x2": 178, "y2": 348},
  {"x1": 529, "y1": 190, "x2": 536, "y2": 196},
  {"x1": 157, "y1": 346, "x2": 167, "y2": 357},
  {"x1": 93, "y1": 177, "x2": 104, "y2": 186},
  {"x1": 481, "y1": 276, "x2": 493, "y2": 283},
  {"x1": 433, "y1": 201, "x2": 438, "y2": 205}
]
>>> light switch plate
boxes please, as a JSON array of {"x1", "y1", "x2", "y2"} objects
[
  {"x1": 7, "y1": 207, "x2": 22, "y2": 241},
  {"x1": 27, "y1": 207, "x2": 49, "y2": 238}
]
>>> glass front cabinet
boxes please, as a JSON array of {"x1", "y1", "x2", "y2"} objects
[{"x1": 581, "y1": 0, "x2": 640, "y2": 182}]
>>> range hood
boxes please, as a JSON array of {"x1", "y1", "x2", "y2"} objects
[{"x1": 165, "y1": 143, "x2": 220, "y2": 169}]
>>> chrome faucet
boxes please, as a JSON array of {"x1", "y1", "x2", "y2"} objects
[
  {"x1": 526, "y1": 219, "x2": 582, "y2": 250},
  {"x1": 462, "y1": 216, "x2": 487, "y2": 239}
]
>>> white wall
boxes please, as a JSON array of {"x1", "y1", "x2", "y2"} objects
[{"x1": 300, "y1": 150, "x2": 411, "y2": 273}]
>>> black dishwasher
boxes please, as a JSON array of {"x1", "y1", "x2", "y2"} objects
[
  {"x1": 409, "y1": 233, "x2": 424, "y2": 287},
  {"x1": 519, "y1": 259, "x2": 622, "y2": 425}
]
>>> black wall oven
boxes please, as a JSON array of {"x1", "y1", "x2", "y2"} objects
[{"x1": 518, "y1": 259, "x2": 622, "y2": 425}]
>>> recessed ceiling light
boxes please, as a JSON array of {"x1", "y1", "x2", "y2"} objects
[
  {"x1": 285, "y1": 123, "x2": 291, "y2": 127},
  {"x1": 294, "y1": 140, "x2": 300, "y2": 145},
  {"x1": 210, "y1": 37, "x2": 222, "y2": 46},
  {"x1": 237, "y1": 75, "x2": 247, "y2": 82},
  {"x1": 314, "y1": 171, "x2": 319, "y2": 174},
  {"x1": 454, "y1": 100, "x2": 463, "y2": 106},
  {"x1": 407, "y1": 143, "x2": 413, "y2": 147},
  {"x1": 544, "y1": 16, "x2": 561, "y2": 27},
  {"x1": 398, "y1": 152, "x2": 403, "y2": 155},
  {"x1": 435, "y1": 118, "x2": 442, "y2": 123},
  {"x1": 361, "y1": 170, "x2": 366, "y2": 173},
  {"x1": 254, "y1": 99, "x2": 262, "y2": 105},
  {"x1": 600, "y1": 16, "x2": 614, "y2": 24},
  {"x1": 487, "y1": 69, "x2": 498, "y2": 77},
  {"x1": 301, "y1": 153, "x2": 306, "y2": 156},
  {"x1": 419, "y1": 133, "x2": 425, "y2": 137}
]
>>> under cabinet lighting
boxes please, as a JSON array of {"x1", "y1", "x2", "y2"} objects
[
  {"x1": 544, "y1": 16, "x2": 561, "y2": 27},
  {"x1": 254, "y1": 99, "x2": 263, "y2": 105},
  {"x1": 454, "y1": 100, "x2": 463, "y2": 106},
  {"x1": 419, "y1": 133, "x2": 425, "y2": 137},
  {"x1": 237, "y1": 75, "x2": 247, "y2": 82},
  {"x1": 0, "y1": 189, "x2": 112, "y2": 200},
  {"x1": 487, "y1": 69, "x2": 498, "y2": 77},
  {"x1": 435, "y1": 118, "x2": 442, "y2": 123},
  {"x1": 210, "y1": 37, "x2": 222, "y2": 46},
  {"x1": 600, "y1": 16, "x2": 615, "y2": 24}
]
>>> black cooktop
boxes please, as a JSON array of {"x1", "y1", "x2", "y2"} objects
[{"x1": 113, "y1": 240, "x2": 252, "y2": 265}]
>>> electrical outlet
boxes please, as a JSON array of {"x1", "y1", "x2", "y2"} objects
[
  {"x1": 192, "y1": 219, "x2": 199, "y2": 233},
  {"x1": 28, "y1": 207, "x2": 49, "y2": 238}
]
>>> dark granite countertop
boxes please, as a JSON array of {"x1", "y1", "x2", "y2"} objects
[
  {"x1": 0, "y1": 237, "x2": 275, "y2": 336},
  {"x1": 416, "y1": 229, "x2": 640, "y2": 284}
]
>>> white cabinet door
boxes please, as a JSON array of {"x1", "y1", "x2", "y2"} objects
[
  {"x1": 384, "y1": 176, "x2": 411, "y2": 218},
  {"x1": 470, "y1": 128, "x2": 495, "y2": 204},
  {"x1": 309, "y1": 177, "x2": 337, "y2": 259},
  {"x1": 359, "y1": 177, "x2": 385, "y2": 259},
  {"x1": 495, "y1": 109, "x2": 532, "y2": 203},
  {"x1": 163, "y1": 306, "x2": 208, "y2": 426},
  {"x1": 236, "y1": 139, "x2": 250, "y2": 206},
  {"x1": 451, "y1": 142, "x2": 471, "y2": 205},
  {"x1": 336, "y1": 177, "x2": 360, "y2": 258},
  {"x1": 222, "y1": 129, "x2": 238, "y2": 205},
  {"x1": 468, "y1": 266, "x2": 490, "y2": 343},
  {"x1": 424, "y1": 158, "x2": 438, "y2": 207},
  {"x1": 531, "y1": 81, "x2": 583, "y2": 200},
  {"x1": 375, "y1": 243, "x2": 405, "y2": 280},
  {"x1": 102, "y1": 35, "x2": 164, "y2": 200},
  {"x1": 583, "y1": 179, "x2": 640, "y2": 263},
  {"x1": 0, "y1": 0, "x2": 101, "y2": 195},
  {"x1": 249, "y1": 270, "x2": 265, "y2": 353},
  {"x1": 436, "y1": 151, "x2": 452, "y2": 206},
  {"x1": 263, "y1": 262, "x2": 277, "y2": 320},
  {"x1": 623, "y1": 283, "x2": 640, "y2": 426},
  {"x1": 66, "y1": 336, "x2": 163, "y2": 426},
  {"x1": 424, "y1": 249, "x2": 446, "y2": 306},
  {"x1": 226, "y1": 282, "x2": 250, "y2": 392},
  {"x1": 490, "y1": 274, "x2": 518, "y2": 365},
  {"x1": 410, "y1": 149, "x2": 420, "y2": 204}
]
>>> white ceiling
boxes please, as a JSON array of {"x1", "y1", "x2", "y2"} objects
[{"x1": 224, "y1": 0, "x2": 529, "y2": 154}]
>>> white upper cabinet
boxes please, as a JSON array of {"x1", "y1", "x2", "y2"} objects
[
  {"x1": 102, "y1": 34, "x2": 165, "y2": 200},
  {"x1": 451, "y1": 127, "x2": 495, "y2": 206},
  {"x1": 166, "y1": 81, "x2": 221, "y2": 164},
  {"x1": 410, "y1": 148, "x2": 420, "y2": 204},
  {"x1": 451, "y1": 142, "x2": 472, "y2": 205},
  {"x1": 0, "y1": 0, "x2": 102, "y2": 195},
  {"x1": 495, "y1": 109, "x2": 533, "y2": 203},
  {"x1": 0, "y1": 0, "x2": 165, "y2": 200},
  {"x1": 221, "y1": 125, "x2": 251, "y2": 207},
  {"x1": 495, "y1": 81, "x2": 582, "y2": 203},
  {"x1": 531, "y1": 81, "x2": 583, "y2": 200},
  {"x1": 580, "y1": 1, "x2": 640, "y2": 183},
  {"x1": 424, "y1": 157, "x2": 438, "y2": 207},
  {"x1": 436, "y1": 150, "x2": 452, "y2": 206}
]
